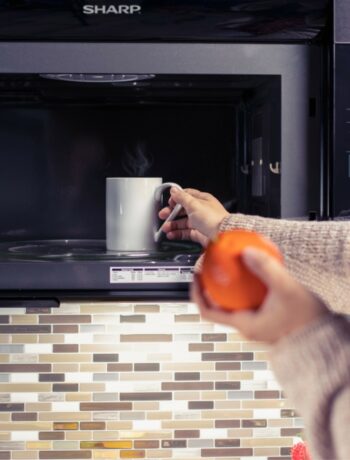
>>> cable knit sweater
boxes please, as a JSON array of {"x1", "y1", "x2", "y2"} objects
[
  {"x1": 219, "y1": 214, "x2": 350, "y2": 314},
  {"x1": 198, "y1": 214, "x2": 350, "y2": 459}
]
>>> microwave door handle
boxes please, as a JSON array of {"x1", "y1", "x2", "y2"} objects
[{"x1": 269, "y1": 162, "x2": 281, "y2": 175}]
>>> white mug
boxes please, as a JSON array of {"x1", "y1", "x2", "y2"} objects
[{"x1": 106, "y1": 177, "x2": 183, "y2": 251}]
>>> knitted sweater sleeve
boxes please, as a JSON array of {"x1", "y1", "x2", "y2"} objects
[
  {"x1": 217, "y1": 214, "x2": 350, "y2": 313},
  {"x1": 270, "y1": 314, "x2": 350, "y2": 460}
]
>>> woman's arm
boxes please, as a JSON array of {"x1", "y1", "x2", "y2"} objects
[
  {"x1": 270, "y1": 314, "x2": 350, "y2": 460},
  {"x1": 219, "y1": 214, "x2": 350, "y2": 313}
]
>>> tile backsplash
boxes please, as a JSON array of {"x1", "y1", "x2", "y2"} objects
[{"x1": 0, "y1": 302, "x2": 302, "y2": 459}]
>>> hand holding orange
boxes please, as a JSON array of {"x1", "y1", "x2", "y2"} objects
[{"x1": 200, "y1": 229, "x2": 283, "y2": 311}]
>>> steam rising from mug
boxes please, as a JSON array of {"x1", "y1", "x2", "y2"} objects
[{"x1": 122, "y1": 143, "x2": 154, "y2": 177}]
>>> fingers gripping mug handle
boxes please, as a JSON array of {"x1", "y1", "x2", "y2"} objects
[{"x1": 154, "y1": 182, "x2": 183, "y2": 243}]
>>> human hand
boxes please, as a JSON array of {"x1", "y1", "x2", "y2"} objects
[
  {"x1": 191, "y1": 247, "x2": 328, "y2": 344},
  {"x1": 158, "y1": 188, "x2": 229, "y2": 247}
]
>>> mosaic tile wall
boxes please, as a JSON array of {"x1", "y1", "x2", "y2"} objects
[{"x1": 0, "y1": 302, "x2": 303, "y2": 460}]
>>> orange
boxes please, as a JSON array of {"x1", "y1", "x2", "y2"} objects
[{"x1": 200, "y1": 229, "x2": 283, "y2": 311}]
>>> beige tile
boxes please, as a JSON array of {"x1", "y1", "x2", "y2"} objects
[
  {"x1": 133, "y1": 402, "x2": 159, "y2": 411},
  {"x1": 92, "y1": 431, "x2": 120, "y2": 441},
  {"x1": 147, "y1": 354, "x2": 172, "y2": 362},
  {"x1": 242, "y1": 437, "x2": 293, "y2": 447},
  {"x1": 12, "y1": 316, "x2": 38, "y2": 325},
  {"x1": 201, "y1": 372, "x2": 226, "y2": 381},
  {"x1": 66, "y1": 393, "x2": 92, "y2": 402},
  {"x1": 0, "y1": 383, "x2": 50, "y2": 392},
  {"x1": 227, "y1": 333, "x2": 246, "y2": 341},
  {"x1": 201, "y1": 391, "x2": 226, "y2": 400},
  {"x1": 214, "y1": 343, "x2": 241, "y2": 351},
  {"x1": 227, "y1": 428, "x2": 253, "y2": 438},
  {"x1": 39, "y1": 334, "x2": 65, "y2": 344},
  {"x1": 215, "y1": 401, "x2": 240, "y2": 409},
  {"x1": 81, "y1": 304, "x2": 132, "y2": 313},
  {"x1": 80, "y1": 344, "x2": 120, "y2": 353},
  {"x1": 162, "y1": 362, "x2": 214, "y2": 371},
  {"x1": 162, "y1": 420, "x2": 213, "y2": 429},
  {"x1": 202, "y1": 410, "x2": 253, "y2": 419},
  {"x1": 106, "y1": 422, "x2": 133, "y2": 430},
  {"x1": 12, "y1": 335, "x2": 37, "y2": 344},
  {"x1": 66, "y1": 431, "x2": 92, "y2": 441},
  {"x1": 243, "y1": 400, "x2": 285, "y2": 409},
  {"x1": 0, "y1": 422, "x2": 52, "y2": 431},
  {"x1": 52, "y1": 441, "x2": 79, "y2": 450},
  {"x1": 227, "y1": 371, "x2": 254, "y2": 380},
  {"x1": 93, "y1": 451, "x2": 120, "y2": 459},
  {"x1": 13, "y1": 452, "x2": 39, "y2": 459},
  {"x1": 255, "y1": 351, "x2": 269, "y2": 360},
  {"x1": 242, "y1": 342, "x2": 269, "y2": 351},
  {"x1": 39, "y1": 354, "x2": 91, "y2": 362},
  {"x1": 174, "y1": 392, "x2": 200, "y2": 401},
  {"x1": 80, "y1": 383, "x2": 105, "y2": 392},
  {"x1": 26, "y1": 403, "x2": 51, "y2": 412},
  {"x1": 26, "y1": 441, "x2": 51, "y2": 449},
  {"x1": 53, "y1": 363, "x2": 79, "y2": 373},
  {"x1": 254, "y1": 447, "x2": 280, "y2": 455},
  {"x1": 268, "y1": 419, "x2": 293, "y2": 427},
  {"x1": 134, "y1": 305, "x2": 160, "y2": 313},
  {"x1": 0, "y1": 355, "x2": 9, "y2": 363},
  {"x1": 0, "y1": 335, "x2": 10, "y2": 344},
  {"x1": 39, "y1": 412, "x2": 91, "y2": 421},
  {"x1": 0, "y1": 432, "x2": 10, "y2": 440},
  {"x1": 80, "y1": 363, "x2": 106, "y2": 372},
  {"x1": 145, "y1": 450, "x2": 171, "y2": 458},
  {"x1": 146, "y1": 412, "x2": 172, "y2": 420}
]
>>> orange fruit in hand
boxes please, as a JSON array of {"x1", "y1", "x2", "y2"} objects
[{"x1": 200, "y1": 229, "x2": 283, "y2": 311}]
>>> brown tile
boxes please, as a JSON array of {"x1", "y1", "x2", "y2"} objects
[
  {"x1": 188, "y1": 401, "x2": 213, "y2": 410},
  {"x1": 202, "y1": 448, "x2": 253, "y2": 456},
  {"x1": 120, "y1": 335, "x2": 172, "y2": 342},
  {"x1": 161, "y1": 440, "x2": 186, "y2": 448},
  {"x1": 280, "y1": 447, "x2": 293, "y2": 455},
  {"x1": 281, "y1": 409, "x2": 298, "y2": 418},
  {"x1": 39, "y1": 374, "x2": 65, "y2": 382},
  {"x1": 39, "y1": 432, "x2": 65, "y2": 440},
  {"x1": 107, "y1": 363, "x2": 132, "y2": 372},
  {"x1": 202, "y1": 334, "x2": 227, "y2": 342},
  {"x1": 134, "y1": 441, "x2": 159, "y2": 449},
  {"x1": 12, "y1": 412, "x2": 37, "y2": 421},
  {"x1": 80, "y1": 422, "x2": 105, "y2": 430},
  {"x1": 188, "y1": 343, "x2": 214, "y2": 352},
  {"x1": 174, "y1": 430, "x2": 199, "y2": 438},
  {"x1": 174, "y1": 372, "x2": 200, "y2": 381},
  {"x1": 39, "y1": 315, "x2": 91, "y2": 324},
  {"x1": 134, "y1": 305, "x2": 159, "y2": 313},
  {"x1": 0, "y1": 325, "x2": 50, "y2": 334},
  {"x1": 0, "y1": 364, "x2": 51, "y2": 372},
  {"x1": 81, "y1": 441, "x2": 132, "y2": 449},
  {"x1": 26, "y1": 307, "x2": 51, "y2": 314},
  {"x1": 175, "y1": 314, "x2": 200, "y2": 322},
  {"x1": 120, "y1": 393, "x2": 172, "y2": 401},
  {"x1": 162, "y1": 382, "x2": 212, "y2": 391},
  {"x1": 39, "y1": 452, "x2": 91, "y2": 459},
  {"x1": 215, "y1": 420, "x2": 240, "y2": 428},
  {"x1": 215, "y1": 439, "x2": 240, "y2": 447},
  {"x1": 0, "y1": 454, "x2": 10, "y2": 460},
  {"x1": 93, "y1": 354, "x2": 119, "y2": 363},
  {"x1": 242, "y1": 419, "x2": 267, "y2": 428},
  {"x1": 0, "y1": 317, "x2": 9, "y2": 324},
  {"x1": 215, "y1": 362, "x2": 241, "y2": 370},
  {"x1": 53, "y1": 325, "x2": 78, "y2": 333},
  {"x1": 120, "y1": 451, "x2": 145, "y2": 459},
  {"x1": 281, "y1": 428, "x2": 303, "y2": 436},
  {"x1": 134, "y1": 363, "x2": 159, "y2": 372},
  {"x1": 54, "y1": 422, "x2": 78, "y2": 430},
  {"x1": 215, "y1": 381, "x2": 240, "y2": 390},
  {"x1": 120, "y1": 315, "x2": 145, "y2": 323},
  {"x1": 80, "y1": 403, "x2": 132, "y2": 411},
  {"x1": 255, "y1": 390, "x2": 280, "y2": 399},
  {"x1": 53, "y1": 344, "x2": 79, "y2": 353},
  {"x1": 202, "y1": 352, "x2": 253, "y2": 361},
  {"x1": 0, "y1": 403, "x2": 24, "y2": 412},
  {"x1": 53, "y1": 384, "x2": 78, "y2": 392}
]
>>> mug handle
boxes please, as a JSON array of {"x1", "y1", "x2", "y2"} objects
[{"x1": 154, "y1": 182, "x2": 183, "y2": 243}]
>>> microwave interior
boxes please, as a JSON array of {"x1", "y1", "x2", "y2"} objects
[{"x1": 0, "y1": 73, "x2": 282, "y2": 243}]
